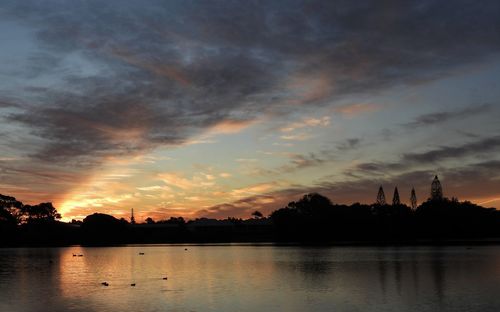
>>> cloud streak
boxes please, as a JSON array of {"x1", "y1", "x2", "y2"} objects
[
  {"x1": 402, "y1": 136, "x2": 500, "y2": 164},
  {"x1": 347, "y1": 135, "x2": 500, "y2": 179},
  {"x1": 404, "y1": 104, "x2": 492, "y2": 128}
]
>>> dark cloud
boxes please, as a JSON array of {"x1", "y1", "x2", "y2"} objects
[
  {"x1": 195, "y1": 186, "x2": 316, "y2": 219},
  {"x1": 1, "y1": 0, "x2": 499, "y2": 166},
  {"x1": 336, "y1": 138, "x2": 361, "y2": 151},
  {"x1": 0, "y1": 97, "x2": 22, "y2": 109},
  {"x1": 402, "y1": 135, "x2": 500, "y2": 163},
  {"x1": 0, "y1": 158, "x2": 88, "y2": 204},
  {"x1": 262, "y1": 139, "x2": 363, "y2": 175},
  {"x1": 196, "y1": 194, "x2": 280, "y2": 219},
  {"x1": 404, "y1": 104, "x2": 492, "y2": 128},
  {"x1": 266, "y1": 149, "x2": 336, "y2": 174},
  {"x1": 347, "y1": 135, "x2": 500, "y2": 178},
  {"x1": 278, "y1": 138, "x2": 363, "y2": 172},
  {"x1": 287, "y1": 153, "x2": 326, "y2": 170},
  {"x1": 353, "y1": 162, "x2": 402, "y2": 173}
]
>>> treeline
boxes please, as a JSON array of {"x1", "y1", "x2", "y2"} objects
[
  {"x1": 0, "y1": 194, "x2": 70, "y2": 245},
  {"x1": 1, "y1": 192, "x2": 500, "y2": 246},
  {"x1": 271, "y1": 193, "x2": 500, "y2": 242}
]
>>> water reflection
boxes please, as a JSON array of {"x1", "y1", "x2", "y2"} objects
[
  {"x1": 371, "y1": 247, "x2": 450, "y2": 306},
  {"x1": 392, "y1": 249, "x2": 402, "y2": 296},
  {"x1": 430, "y1": 247, "x2": 445, "y2": 303},
  {"x1": 377, "y1": 249, "x2": 388, "y2": 300},
  {"x1": 410, "y1": 249, "x2": 419, "y2": 296},
  {"x1": 0, "y1": 246, "x2": 499, "y2": 312}
]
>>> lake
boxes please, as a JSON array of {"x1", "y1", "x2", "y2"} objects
[{"x1": 0, "y1": 245, "x2": 499, "y2": 312}]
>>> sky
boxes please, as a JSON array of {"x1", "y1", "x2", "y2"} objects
[{"x1": 1, "y1": 0, "x2": 500, "y2": 222}]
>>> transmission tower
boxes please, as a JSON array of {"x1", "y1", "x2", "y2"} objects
[
  {"x1": 410, "y1": 187, "x2": 417, "y2": 210},
  {"x1": 131, "y1": 208, "x2": 136, "y2": 225},
  {"x1": 431, "y1": 175, "x2": 443, "y2": 201},
  {"x1": 392, "y1": 187, "x2": 400, "y2": 206},
  {"x1": 376, "y1": 186, "x2": 386, "y2": 205}
]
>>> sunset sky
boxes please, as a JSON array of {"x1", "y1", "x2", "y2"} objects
[{"x1": 1, "y1": 1, "x2": 500, "y2": 221}]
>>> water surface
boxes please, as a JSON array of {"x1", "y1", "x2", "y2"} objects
[{"x1": 0, "y1": 245, "x2": 499, "y2": 312}]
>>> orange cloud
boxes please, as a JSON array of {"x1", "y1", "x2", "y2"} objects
[
  {"x1": 158, "y1": 172, "x2": 197, "y2": 190},
  {"x1": 334, "y1": 103, "x2": 381, "y2": 117},
  {"x1": 285, "y1": 72, "x2": 335, "y2": 105},
  {"x1": 136, "y1": 185, "x2": 171, "y2": 192},
  {"x1": 230, "y1": 182, "x2": 279, "y2": 198},
  {"x1": 280, "y1": 133, "x2": 312, "y2": 141},
  {"x1": 280, "y1": 116, "x2": 330, "y2": 133},
  {"x1": 209, "y1": 119, "x2": 256, "y2": 134},
  {"x1": 477, "y1": 197, "x2": 500, "y2": 206}
]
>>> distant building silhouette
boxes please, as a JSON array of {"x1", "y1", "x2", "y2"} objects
[
  {"x1": 131, "y1": 208, "x2": 136, "y2": 225},
  {"x1": 431, "y1": 176, "x2": 443, "y2": 200},
  {"x1": 376, "y1": 186, "x2": 386, "y2": 205},
  {"x1": 410, "y1": 187, "x2": 417, "y2": 210},
  {"x1": 392, "y1": 187, "x2": 400, "y2": 206}
]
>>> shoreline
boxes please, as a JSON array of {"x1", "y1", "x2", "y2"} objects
[{"x1": 3, "y1": 238, "x2": 500, "y2": 248}]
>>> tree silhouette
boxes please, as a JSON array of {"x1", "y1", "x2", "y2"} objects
[
  {"x1": 21, "y1": 202, "x2": 61, "y2": 223},
  {"x1": 81, "y1": 213, "x2": 130, "y2": 244},
  {"x1": 431, "y1": 175, "x2": 443, "y2": 200},
  {"x1": 392, "y1": 187, "x2": 400, "y2": 206},
  {"x1": 410, "y1": 188, "x2": 417, "y2": 210},
  {"x1": 251, "y1": 210, "x2": 263, "y2": 219},
  {"x1": 0, "y1": 194, "x2": 23, "y2": 224},
  {"x1": 157, "y1": 217, "x2": 186, "y2": 225},
  {"x1": 376, "y1": 186, "x2": 386, "y2": 205}
]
